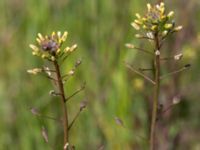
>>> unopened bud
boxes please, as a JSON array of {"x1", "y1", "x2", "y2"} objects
[
  {"x1": 168, "y1": 11, "x2": 174, "y2": 18},
  {"x1": 151, "y1": 25, "x2": 157, "y2": 31},
  {"x1": 147, "y1": 3, "x2": 151, "y2": 11},
  {"x1": 162, "y1": 30, "x2": 168, "y2": 37},
  {"x1": 80, "y1": 101, "x2": 87, "y2": 111},
  {"x1": 75, "y1": 59, "x2": 82, "y2": 67},
  {"x1": 70, "y1": 44, "x2": 77, "y2": 52},
  {"x1": 49, "y1": 90, "x2": 57, "y2": 96},
  {"x1": 131, "y1": 22, "x2": 140, "y2": 30},
  {"x1": 174, "y1": 53, "x2": 183, "y2": 60},
  {"x1": 184, "y1": 64, "x2": 191, "y2": 68},
  {"x1": 135, "y1": 13, "x2": 141, "y2": 19},
  {"x1": 51, "y1": 56, "x2": 55, "y2": 61},
  {"x1": 164, "y1": 24, "x2": 173, "y2": 29}
]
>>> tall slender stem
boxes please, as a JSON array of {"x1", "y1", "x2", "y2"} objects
[
  {"x1": 150, "y1": 32, "x2": 160, "y2": 150},
  {"x1": 54, "y1": 60, "x2": 69, "y2": 149}
]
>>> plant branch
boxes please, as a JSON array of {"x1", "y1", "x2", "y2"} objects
[
  {"x1": 40, "y1": 115, "x2": 62, "y2": 122},
  {"x1": 125, "y1": 44, "x2": 154, "y2": 55},
  {"x1": 68, "y1": 110, "x2": 82, "y2": 131},
  {"x1": 125, "y1": 62, "x2": 156, "y2": 85},
  {"x1": 139, "y1": 68, "x2": 154, "y2": 72},
  {"x1": 160, "y1": 64, "x2": 190, "y2": 79},
  {"x1": 65, "y1": 83, "x2": 86, "y2": 103}
]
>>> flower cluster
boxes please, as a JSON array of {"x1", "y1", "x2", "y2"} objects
[
  {"x1": 29, "y1": 31, "x2": 77, "y2": 61},
  {"x1": 131, "y1": 2, "x2": 182, "y2": 38}
]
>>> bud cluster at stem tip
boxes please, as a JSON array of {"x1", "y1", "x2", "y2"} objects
[
  {"x1": 29, "y1": 31, "x2": 77, "y2": 61},
  {"x1": 131, "y1": 2, "x2": 182, "y2": 39}
]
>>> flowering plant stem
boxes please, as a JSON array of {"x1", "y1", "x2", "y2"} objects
[
  {"x1": 53, "y1": 60, "x2": 69, "y2": 148},
  {"x1": 150, "y1": 33, "x2": 161, "y2": 150}
]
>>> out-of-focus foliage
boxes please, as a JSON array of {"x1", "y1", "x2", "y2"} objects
[{"x1": 0, "y1": 0, "x2": 200, "y2": 149}]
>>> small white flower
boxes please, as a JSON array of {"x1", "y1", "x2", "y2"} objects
[
  {"x1": 125, "y1": 43, "x2": 135, "y2": 49},
  {"x1": 146, "y1": 32, "x2": 154, "y2": 39},
  {"x1": 155, "y1": 50, "x2": 160, "y2": 56},
  {"x1": 174, "y1": 26, "x2": 183, "y2": 31},
  {"x1": 64, "y1": 143, "x2": 69, "y2": 150},
  {"x1": 68, "y1": 70, "x2": 74, "y2": 75},
  {"x1": 70, "y1": 44, "x2": 77, "y2": 52},
  {"x1": 174, "y1": 53, "x2": 183, "y2": 60},
  {"x1": 173, "y1": 96, "x2": 181, "y2": 105},
  {"x1": 44, "y1": 67, "x2": 51, "y2": 76}
]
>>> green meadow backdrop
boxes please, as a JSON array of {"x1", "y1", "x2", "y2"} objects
[{"x1": 0, "y1": 0, "x2": 200, "y2": 149}]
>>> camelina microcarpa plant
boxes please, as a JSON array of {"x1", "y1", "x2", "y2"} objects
[
  {"x1": 125, "y1": 2, "x2": 190, "y2": 150},
  {"x1": 28, "y1": 31, "x2": 86, "y2": 150}
]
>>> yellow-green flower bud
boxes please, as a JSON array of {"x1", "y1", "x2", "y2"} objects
[
  {"x1": 135, "y1": 13, "x2": 141, "y2": 19},
  {"x1": 164, "y1": 24, "x2": 173, "y2": 29},
  {"x1": 51, "y1": 56, "x2": 55, "y2": 61},
  {"x1": 70, "y1": 44, "x2": 78, "y2": 52},
  {"x1": 134, "y1": 19, "x2": 142, "y2": 25},
  {"x1": 142, "y1": 17, "x2": 147, "y2": 22},
  {"x1": 29, "y1": 44, "x2": 39, "y2": 52},
  {"x1": 143, "y1": 25, "x2": 147, "y2": 29},
  {"x1": 38, "y1": 33, "x2": 44, "y2": 41},
  {"x1": 41, "y1": 54, "x2": 47, "y2": 59},
  {"x1": 151, "y1": 25, "x2": 157, "y2": 31},
  {"x1": 147, "y1": 3, "x2": 151, "y2": 11},
  {"x1": 61, "y1": 31, "x2": 68, "y2": 42},
  {"x1": 162, "y1": 30, "x2": 168, "y2": 37},
  {"x1": 131, "y1": 22, "x2": 140, "y2": 30},
  {"x1": 167, "y1": 11, "x2": 174, "y2": 18}
]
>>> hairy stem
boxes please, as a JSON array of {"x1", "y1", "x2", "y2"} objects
[
  {"x1": 54, "y1": 60, "x2": 69, "y2": 149},
  {"x1": 150, "y1": 33, "x2": 160, "y2": 150}
]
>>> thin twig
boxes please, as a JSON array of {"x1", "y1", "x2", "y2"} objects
[
  {"x1": 160, "y1": 56, "x2": 174, "y2": 61},
  {"x1": 160, "y1": 65, "x2": 190, "y2": 79},
  {"x1": 136, "y1": 36, "x2": 154, "y2": 41},
  {"x1": 30, "y1": 108, "x2": 61, "y2": 122},
  {"x1": 40, "y1": 115, "x2": 62, "y2": 122},
  {"x1": 125, "y1": 62, "x2": 156, "y2": 85},
  {"x1": 162, "y1": 104, "x2": 174, "y2": 114},
  {"x1": 42, "y1": 68, "x2": 56, "y2": 72},
  {"x1": 65, "y1": 83, "x2": 86, "y2": 102},
  {"x1": 46, "y1": 75, "x2": 58, "y2": 82},
  {"x1": 128, "y1": 46, "x2": 154, "y2": 55},
  {"x1": 68, "y1": 110, "x2": 82, "y2": 131},
  {"x1": 61, "y1": 53, "x2": 71, "y2": 64},
  {"x1": 139, "y1": 68, "x2": 154, "y2": 72}
]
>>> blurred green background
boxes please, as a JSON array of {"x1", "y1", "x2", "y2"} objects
[{"x1": 0, "y1": 0, "x2": 200, "y2": 149}]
